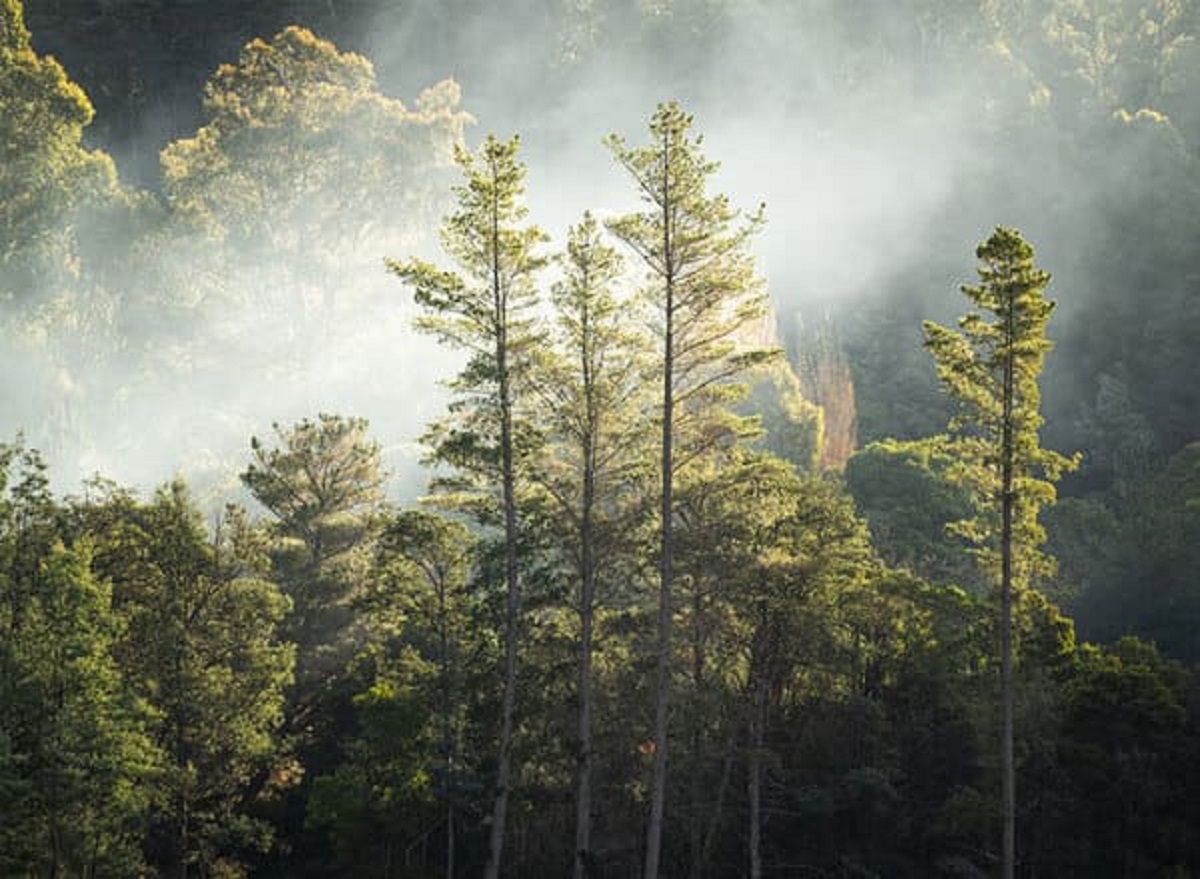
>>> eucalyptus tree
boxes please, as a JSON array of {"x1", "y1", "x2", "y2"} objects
[
  {"x1": 923, "y1": 227, "x2": 1077, "y2": 879},
  {"x1": 161, "y1": 24, "x2": 468, "y2": 325},
  {"x1": 387, "y1": 134, "x2": 547, "y2": 879},
  {"x1": 151, "y1": 25, "x2": 470, "y2": 445},
  {"x1": 0, "y1": 0, "x2": 118, "y2": 297},
  {"x1": 1, "y1": 0, "x2": 139, "y2": 464},
  {"x1": 605, "y1": 101, "x2": 776, "y2": 879}
]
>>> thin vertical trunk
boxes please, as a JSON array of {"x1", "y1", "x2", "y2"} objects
[
  {"x1": 689, "y1": 588, "x2": 704, "y2": 879},
  {"x1": 748, "y1": 670, "x2": 767, "y2": 879},
  {"x1": 575, "y1": 298, "x2": 598, "y2": 879},
  {"x1": 178, "y1": 794, "x2": 189, "y2": 879},
  {"x1": 485, "y1": 159, "x2": 521, "y2": 879},
  {"x1": 644, "y1": 129, "x2": 674, "y2": 879},
  {"x1": 48, "y1": 824, "x2": 61, "y2": 879},
  {"x1": 574, "y1": 500, "x2": 595, "y2": 879},
  {"x1": 700, "y1": 731, "x2": 737, "y2": 873},
  {"x1": 439, "y1": 572, "x2": 455, "y2": 879},
  {"x1": 175, "y1": 635, "x2": 190, "y2": 879},
  {"x1": 446, "y1": 801, "x2": 455, "y2": 879},
  {"x1": 1000, "y1": 290, "x2": 1016, "y2": 879}
]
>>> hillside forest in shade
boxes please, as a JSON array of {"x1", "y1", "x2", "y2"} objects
[{"x1": 4, "y1": 1, "x2": 1200, "y2": 877}]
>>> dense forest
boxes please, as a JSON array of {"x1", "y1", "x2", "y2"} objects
[{"x1": 3, "y1": 0, "x2": 1200, "y2": 876}]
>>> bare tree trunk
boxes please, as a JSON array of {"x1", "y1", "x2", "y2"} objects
[
  {"x1": 574, "y1": 567, "x2": 595, "y2": 879},
  {"x1": 748, "y1": 671, "x2": 767, "y2": 879},
  {"x1": 439, "y1": 571, "x2": 456, "y2": 879},
  {"x1": 574, "y1": 434, "x2": 596, "y2": 879},
  {"x1": 689, "y1": 588, "x2": 705, "y2": 879},
  {"x1": 699, "y1": 734, "x2": 736, "y2": 876},
  {"x1": 644, "y1": 131, "x2": 675, "y2": 879},
  {"x1": 446, "y1": 801, "x2": 455, "y2": 879}
]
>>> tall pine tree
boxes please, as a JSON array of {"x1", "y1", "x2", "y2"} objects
[
  {"x1": 606, "y1": 102, "x2": 775, "y2": 879},
  {"x1": 923, "y1": 227, "x2": 1077, "y2": 879},
  {"x1": 387, "y1": 134, "x2": 547, "y2": 879},
  {"x1": 532, "y1": 212, "x2": 649, "y2": 878}
]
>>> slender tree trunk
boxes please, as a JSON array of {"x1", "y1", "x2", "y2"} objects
[
  {"x1": 644, "y1": 131, "x2": 675, "y2": 879},
  {"x1": 439, "y1": 574, "x2": 456, "y2": 879},
  {"x1": 689, "y1": 588, "x2": 705, "y2": 879},
  {"x1": 48, "y1": 825, "x2": 61, "y2": 879},
  {"x1": 178, "y1": 793, "x2": 189, "y2": 879},
  {"x1": 700, "y1": 732, "x2": 736, "y2": 876},
  {"x1": 748, "y1": 670, "x2": 767, "y2": 879},
  {"x1": 576, "y1": 446, "x2": 600, "y2": 874},
  {"x1": 575, "y1": 519, "x2": 595, "y2": 879},
  {"x1": 574, "y1": 275, "x2": 600, "y2": 879},
  {"x1": 486, "y1": 164, "x2": 521, "y2": 879},
  {"x1": 1000, "y1": 291, "x2": 1016, "y2": 879},
  {"x1": 175, "y1": 641, "x2": 190, "y2": 879}
]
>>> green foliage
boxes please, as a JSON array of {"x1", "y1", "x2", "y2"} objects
[
  {"x1": 744, "y1": 360, "x2": 823, "y2": 472},
  {"x1": 0, "y1": 0, "x2": 147, "y2": 470},
  {"x1": 153, "y1": 24, "x2": 469, "y2": 381},
  {"x1": 244, "y1": 414, "x2": 384, "y2": 545},
  {"x1": 306, "y1": 657, "x2": 437, "y2": 877},
  {"x1": 535, "y1": 212, "x2": 649, "y2": 506},
  {"x1": 1068, "y1": 442, "x2": 1200, "y2": 662},
  {"x1": 923, "y1": 227, "x2": 1078, "y2": 586},
  {"x1": 242, "y1": 413, "x2": 383, "y2": 688},
  {"x1": 0, "y1": 442, "x2": 159, "y2": 877},
  {"x1": 78, "y1": 481, "x2": 294, "y2": 876},
  {"x1": 366, "y1": 507, "x2": 487, "y2": 812},
  {"x1": 162, "y1": 25, "x2": 467, "y2": 243},
  {"x1": 1037, "y1": 638, "x2": 1200, "y2": 876},
  {"x1": 7, "y1": 5, "x2": 1200, "y2": 875},
  {"x1": 845, "y1": 439, "x2": 978, "y2": 590},
  {"x1": 606, "y1": 101, "x2": 778, "y2": 468},
  {"x1": 387, "y1": 134, "x2": 548, "y2": 509},
  {"x1": 0, "y1": 0, "x2": 117, "y2": 286}
]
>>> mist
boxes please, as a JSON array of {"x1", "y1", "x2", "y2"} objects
[{"x1": 10, "y1": 0, "x2": 1200, "y2": 497}]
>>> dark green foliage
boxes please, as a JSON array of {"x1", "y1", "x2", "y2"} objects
[
  {"x1": 1066, "y1": 443, "x2": 1200, "y2": 663},
  {"x1": 1031, "y1": 638, "x2": 1200, "y2": 878},
  {"x1": 845, "y1": 439, "x2": 978, "y2": 590},
  {"x1": 78, "y1": 480, "x2": 295, "y2": 877},
  {"x1": 0, "y1": 444, "x2": 158, "y2": 877},
  {"x1": 306, "y1": 658, "x2": 437, "y2": 877}
]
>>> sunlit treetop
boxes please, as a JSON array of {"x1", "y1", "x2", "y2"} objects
[
  {"x1": 1, "y1": 0, "x2": 117, "y2": 272},
  {"x1": 161, "y1": 26, "x2": 471, "y2": 244}
]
